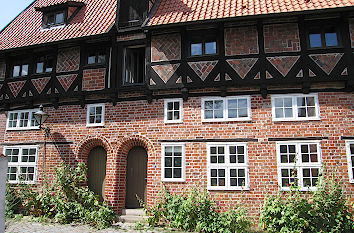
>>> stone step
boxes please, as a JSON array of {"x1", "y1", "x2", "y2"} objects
[{"x1": 119, "y1": 208, "x2": 146, "y2": 223}]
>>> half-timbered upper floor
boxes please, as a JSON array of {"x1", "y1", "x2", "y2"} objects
[{"x1": 0, "y1": 0, "x2": 353, "y2": 111}]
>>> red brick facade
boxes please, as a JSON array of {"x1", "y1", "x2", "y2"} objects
[
  {"x1": 56, "y1": 47, "x2": 80, "y2": 72},
  {"x1": 82, "y1": 68, "x2": 106, "y2": 91},
  {"x1": 151, "y1": 33, "x2": 181, "y2": 62},
  {"x1": 263, "y1": 23, "x2": 300, "y2": 53},
  {"x1": 225, "y1": 26, "x2": 259, "y2": 56},
  {"x1": 1, "y1": 92, "x2": 353, "y2": 215}
]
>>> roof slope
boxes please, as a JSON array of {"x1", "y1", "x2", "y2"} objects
[
  {"x1": 148, "y1": 0, "x2": 354, "y2": 26},
  {"x1": 0, "y1": 0, "x2": 117, "y2": 51}
]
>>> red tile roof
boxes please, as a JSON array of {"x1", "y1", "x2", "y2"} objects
[
  {"x1": 147, "y1": 0, "x2": 354, "y2": 26},
  {"x1": 0, "y1": 0, "x2": 117, "y2": 51},
  {"x1": 35, "y1": 0, "x2": 86, "y2": 9}
]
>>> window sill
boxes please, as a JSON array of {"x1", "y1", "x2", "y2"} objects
[
  {"x1": 6, "y1": 127, "x2": 40, "y2": 131},
  {"x1": 202, "y1": 118, "x2": 252, "y2": 123},
  {"x1": 164, "y1": 120, "x2": 183, "y2": 124},
  {"x1": 86, "y1": 124, "x2": 105, "y2": 128},
  {"x1": 161, "y1": 178, "x2": 185, "y2": 183},
  {"x1": 280, "y1": 187, "x2": 318, "y2": 192},
  {"x1": 41, "y1": 24, "x2": 65, "y2": 31},
  {"x1": 272, "y1": 117, "x2": 321, "y2": 122},
  {"x1": 207, "y1": 186, "x2": 250, "y2": 191}
]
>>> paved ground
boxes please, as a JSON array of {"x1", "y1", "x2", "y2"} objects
[{"x1": 5, "y1": 218, "x2": 181, "y2": 233}]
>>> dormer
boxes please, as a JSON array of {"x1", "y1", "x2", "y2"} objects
[
  {"x1": 118, "y1": 0, "x2": 153, "y2": 29},
  {"x1": 35, "y1": 0, "x2": 85, "y2": 29}
]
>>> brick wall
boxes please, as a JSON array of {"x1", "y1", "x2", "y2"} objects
[
  {"x1": 349, "y1": 19, "x2": 354, "y2": 48},
  {"x1": 56, "y1": 47, "x2": 80, "y2": 72},
  {"x1": 151, "y1": 33, "x2": 181, "y2": 62},
  {"x1": 263, "y1": 23, "x2": 300, "y2": 53},
  {"x1": 225, "y1": 26, "x2": 259, "y2": 55},
  {"x1": 2, "y1": 92, "x2": 353, "y2": 217},
  {"x1": 82, "y1": 68, "x2": 106, "y2": 91},
  {"x1": 0, "y1": 59, "x2": 5, "y2": 81}
]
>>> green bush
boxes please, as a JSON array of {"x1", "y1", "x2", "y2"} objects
[
  {"x1": 143, "y1": 187, "x2": 252, "y2": 233},
  {"x1": 6, "y1": 161, "x2": 117, "y2": 229},
  {"x1": 260, "y1": 172, "x2": 354, "y2": 233}
]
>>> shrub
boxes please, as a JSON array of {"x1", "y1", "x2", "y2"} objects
[
  {"x1": 260, "y1": 171, "x2": 354, "y2": 233},
  {"x1": 143, "y1": 187, "x2": 252, "y2": 233},
  {"x1": 5, "y1": 161, "x2": 117, "y2": 229}
]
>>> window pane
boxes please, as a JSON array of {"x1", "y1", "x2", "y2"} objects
[
  {"x1": 214, "y1": 100, "x2": 223, "y2": 109},
  {"x1": 56, "y1": 13, "x2": 64, "y2": 24},
  {"x1": 21, "y1": 65, "x2": 28, "y2": 76},
  {"x1": 174, "y1": 157, "x2": 182, "y2": 167},
  {"x1": 165, "y1": 157, "x2": 172, "y2": 167},
  {"x1": 165, "y1": 168, "x2": 172, "y2": 178},
  {"x1": 88, "y1": 55, "x2": 96, "y2": 64},
  {"x1": 214, "y1": 110, "x2": 223, "y2": 118},
  {"x1": 167, "y1": 112, "x2": 173, "y2": 120},
  {"x1": 173, "y1": 168, "x2": 181, "y2": 178},
  {"x1": 167, "y1": 102, "x2": 173, "y2": 110},
  {"x1": 275, "y1": 108, "x2": 284, "y2": 118},
  {"x1": 13, "y1": 65, "x2": 20, "y2": 77},
  {"x1": 309, "y1": 33, "x2": 322, "y2": 48},
  {"x1": 36, "y1": 62, "x2": 44, "y2": 73},
  {"x1": 325, "y1": 32, "x2": 338, "y2": 47},
  {"x1": 98, "y1": 54, "x2": 106, "y2": 64},
  {"x1": 205, "y1": 41, "x2": 216, "y2": 54},
  {"x1": 191, "y1": 43, "x2": 202, "y2": 56}
]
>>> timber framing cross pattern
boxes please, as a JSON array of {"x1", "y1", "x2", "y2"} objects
[{"x1": 0, "y1": 0, "x2": 353, "y2": 217}]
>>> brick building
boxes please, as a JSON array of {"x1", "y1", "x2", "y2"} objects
[{"x1": 0, "y1": 0, "x2": 353, "y2": 217}]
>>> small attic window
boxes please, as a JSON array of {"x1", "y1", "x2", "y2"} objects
[
  {"x1": 35, "y1": 0, "x2": 85, "y2": 29},
  {"x1": 43, "y1": 11, "x2": 66, "y2": 28}
]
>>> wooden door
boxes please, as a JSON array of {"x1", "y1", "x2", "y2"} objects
[
  {"x1": 125, "y1": 146, "x2": 148, "y2": 208},
  {"x1": 88, "y1": 146, "x2": 107, "y2": 202}
]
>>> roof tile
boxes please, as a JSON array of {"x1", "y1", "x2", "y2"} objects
[
  {"x1": 0, "y1": 0, "x2": 117, "y2": 51},
  {"x1": 148, "y1": 0, "x2": 354, "y2": 26}
]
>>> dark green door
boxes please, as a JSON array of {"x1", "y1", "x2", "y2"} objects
[
  {"x1": 125, "y1": 146, "x2": 148, "y2": 208},
  {"x1": 88, "y1": 146, "x2": 107, "y2": 201}
]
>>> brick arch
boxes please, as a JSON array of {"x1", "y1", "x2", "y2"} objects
[
  {"x1": 75, "y1": 135, "x2": 113, "y2": 162},
  {"x1": 107, "y1": 134, "x2": 156, "y2": 213}
]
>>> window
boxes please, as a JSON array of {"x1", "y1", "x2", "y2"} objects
[
  {"x1": 12, "y1": 63, "x2": 29, "y2": 77},
  {"x1": 123, "y1": 46, "x2": 145, "y2": 85},
  {"x1": 207, "y1": 143, "x2": 249, "y2": 190},
  {"x1": 308, "y1": 25, "x2": 340, "y2": 48},
  {"x1": 271, "y1": 94, "x2": 320, "y2": 121},
  {"x1": 36, "y1": 55, "x2": 54, "y2": 73},
  {"x1": 161, "y1": 143, "x2": 185, "y2": 182},
  {"x1": 6, "y1": 109, "x2": 39, "y2": 130},
  {"x1": 86, "y1": 104, "x2": 105, "y2": 127},
  {"x1": 189, "y1": 31, "x2": 217, "y2": 56},
  {"x1": 202, "y1": 96, "x2": 251, "y2": 122},
  {"x1": 43, "y1": 11, "x2": 65, "y2": 28},
  {"x1": 277, "y1": 141, "x2": 322, "y2": 191},
  {"x1": 164, "y1": 99, "x2": 183, "y2": 123},
  {"x1": 5, "y1": 146, "x2": 38, "y2": 184},
  {"x1": 346, "y1": 141, "x2": 354, "y2": 183},
  {"x1": 87, "y1": 50, "x2": 106, "y2": 65}
]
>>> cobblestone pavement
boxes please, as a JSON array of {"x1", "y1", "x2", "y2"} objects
[{"x1": 5, "y1": 218, "x2": 181, "y2": 233}]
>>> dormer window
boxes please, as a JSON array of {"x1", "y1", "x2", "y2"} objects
[
  {"x1": 35, "y1": 0, "x2": 85, "y2": 29},
  {"x1": 43, "y1": 11, "x2": 66, "y2": 28}
]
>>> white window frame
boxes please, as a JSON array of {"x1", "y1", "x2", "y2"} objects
[
  {"x1": 164, "y1": 98, "x2": 183, "y2": 123},
  {"x1": 6, "y1": 109, "x2": 40, "y2": 130},
  {"x1": 271, "y1": 93, "x2": 320, "y2": 121},
  {"x1": 4, "y1": 145, "x2": 39, "y2": 184},
  {"x1": 346, "y1": 140, "x2": 354, "y2": 183},
  {"x1": 207, "y1": 143, "x2": 249, "y2": 191},
  {"x1": 161, "y1": 143, "x2": 186, "y2": 182},
  {"x1": 276, "y1": 141, "x2": 322, "y2": 191},
  {"x1": 201, "y1": 96, "x2": 252, "y2": 122},
  {"x1": 86, "y1": 104, "x2": 105, "y2": 127}
]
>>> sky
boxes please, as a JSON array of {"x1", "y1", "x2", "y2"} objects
[{"x1": 0, "y1": 0, "x2": 35, "y2": 31}]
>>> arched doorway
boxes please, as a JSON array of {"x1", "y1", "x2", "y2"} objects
[
  {"x1": 88, "y1": 146, "x2": 107, "y2": 201},
  {"x1": 125, "y1": 146, "x2": 148, "y2": 208}
]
